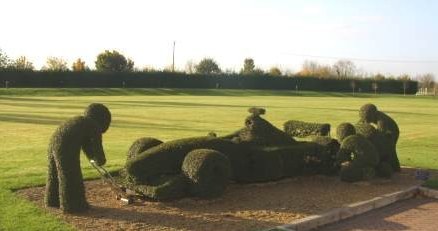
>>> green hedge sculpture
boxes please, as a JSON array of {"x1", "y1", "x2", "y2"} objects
[
  {"x1": 284, "y1": 120, "x2": 331, "y2": 138},
  {"x1": 336, "y1": 124, "x2": 380, "y2": 182},
  {"x1": 359, "y1": 104, "x2": 400, "y2": 172},
  {"x1": 182, "y1": 149, "x2": 231, "y2": 198},
  {"x1": 45, "y1": 103, "x2": 111, "y2": 213}
]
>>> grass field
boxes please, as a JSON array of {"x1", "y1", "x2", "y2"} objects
[{"x1": 0, "y1": 88, "x2": 437, "y2": 230}]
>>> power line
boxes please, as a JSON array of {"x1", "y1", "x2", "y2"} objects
[{"x1": 281, "y1": 52, "x2": 438, "y2": 64}]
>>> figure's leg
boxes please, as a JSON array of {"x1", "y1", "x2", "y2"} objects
[
  {"x1": 389, "y1": 147, "x2": 401, "y2": 172},
  {"x1": 44, "y1": 153, "x2": 59, "y2": 208},
  {"x1": 58, "y1": 157, "x2": 88, "y2": 213}
]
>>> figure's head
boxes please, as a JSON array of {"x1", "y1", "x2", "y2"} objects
[
  {"x1": 336, "y1": 122, "x2": 356, "y2": 142},
  {"x1": 359, "y1": 104, "x2": 378, "y2": 123},
  {"x1": 84, "y1": 103, "x2": 111, "y2": 133},
  {"x1": 245, "y1": 107, "x2": 267, "y2": 129}
]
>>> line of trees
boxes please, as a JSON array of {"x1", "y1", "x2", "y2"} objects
[{"x1": 0, "y1": 48, "x2": 434, "y2": 92}]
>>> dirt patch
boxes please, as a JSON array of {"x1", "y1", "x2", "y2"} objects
[{"x1": 17, "y1": 168, "x2": 421, "y2": 231}]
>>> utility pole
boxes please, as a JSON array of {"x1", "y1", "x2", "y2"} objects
[{"x1": 172, "y1": 41, "x2": 175, "y2": 72}]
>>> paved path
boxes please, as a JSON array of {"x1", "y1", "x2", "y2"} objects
[{"x1": 318, "y1": 197, "x2": 438, "y2": 231}]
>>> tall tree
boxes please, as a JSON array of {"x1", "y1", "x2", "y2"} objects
[
  {"x1": 72, "y1": 58, "x2": 88, "y2": 71},
  {"x1": 0, "y1": 49, "x2": 11, "y2": 69},
  {"x1": 95, "y1": 50, "x2": 134, "y2": 72},
  {"x1": 417, "y1": 73, "x2": 435, "y2": 90},
  {"x1": 398, "y1": 74, "x2": 411, "y2": 96},
  {"x1": 241, "y1": 58, "x2": 255, "y2": 75},
  {"x1": 42, "y1": 57, "x2": 69, "y2": 71},
  {"x1": 195, "y1": 58, "x2": 221, "y2": 74}
]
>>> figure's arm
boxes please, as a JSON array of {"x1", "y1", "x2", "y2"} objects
[{"x1": 82, "y1": 131, "x2": 106, "y2": 166}]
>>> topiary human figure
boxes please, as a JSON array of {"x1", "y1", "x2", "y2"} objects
[
  {"x1": 337, "y1": 134, "x2": 380, "y2": 182},
  {"x1": 359, "y1": 104, "x2": 400, "y2": 172},
  {"x1": 355, "y1": 122, "x2": 393, "y2": 178},
  {"x1": 45, "y1": 103, "x2": 111, "y2": 213}
]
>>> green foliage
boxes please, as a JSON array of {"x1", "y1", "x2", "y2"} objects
[
  {"x1": 195, "y1": 58, "x2": 221, "y2": 74},
  {"x1": 126, "y1": 137, "x2": 162, "y2": 161},
  {"x1": 283, "y1": 120, "x2": 331, "y2": 138},
  {"x1": 336, "y1": 122, "x2": 356, "y2": 142},
  {"x1": 182, "y1": 149, "x2": 231, "y2": 198},
  {"x1": 95, "y1": 50, "x2": 134, "y2": 72},
  {"x1": 0, "y1": 71, "x2": 419, "y2": 94}
]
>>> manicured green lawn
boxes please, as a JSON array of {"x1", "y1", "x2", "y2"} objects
[{"x1": 0, "y1": 88, "x2": 437, "y2": 230}]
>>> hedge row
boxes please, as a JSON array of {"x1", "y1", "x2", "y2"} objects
[{"x1": 0, "y1": 71, "x2": 418, "y2": 94}]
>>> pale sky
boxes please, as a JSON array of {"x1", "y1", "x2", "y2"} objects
[{"x1": 1, "y1": 0, "x2": 438, "y2": 77}]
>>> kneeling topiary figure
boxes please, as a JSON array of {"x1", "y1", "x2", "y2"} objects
[
  {"x1": 336, "y1": 123, "x2": 379, "y2": 182},
  {"x1": 359, "y1": 104, "x2": 400, "y2": 172},
  {"x1": 45, "y1": 103, "x2": 111, "y2": 213}
]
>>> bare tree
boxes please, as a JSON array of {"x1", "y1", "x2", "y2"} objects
[
  {"x1": 398, "y1": 74, "x2": 411, "y2": 96},
  {"x1": 298, "y1": 60, "x2": 333, "y2": 78},
  {"x1": 185, "y1": 60, "x2": 195, "y2": 74},
  {"x1": 333, "y1": 59, "x2": 356, "y2": 79},
  {"x1": 11, "y1": 56, "x2": 34, "y2": 71},
  {"x1": 42, "y1": 57, "x2": 69, "y2": 71},
  {"x1": 417, "y1": 73, "x2": 435, "y2": 90}
]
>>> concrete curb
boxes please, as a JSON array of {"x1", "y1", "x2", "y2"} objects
[
  {"x1": 264, "y1": 185, "x2": 421, "y2": 231},
  {"x1": 418, "y1": 186, "x2": 438, "y2": 199}
]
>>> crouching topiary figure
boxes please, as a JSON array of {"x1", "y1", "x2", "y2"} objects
[
  {"x1": 359, "y1": 104, "x2": 400, "y2": 172},
  {"x1": 336, "y1": 122, "x2": 380, "y2": 182},
  {"x1": 45, "y1": 103, "x2": 111, "y2": 213}
]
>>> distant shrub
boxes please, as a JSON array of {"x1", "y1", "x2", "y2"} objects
[
  {"x1": 284, "y1": 120, "x2": 331, "y2": 138},
  {"x1": 182, "y1": 149, "x2": 231, "y2": 198}
]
